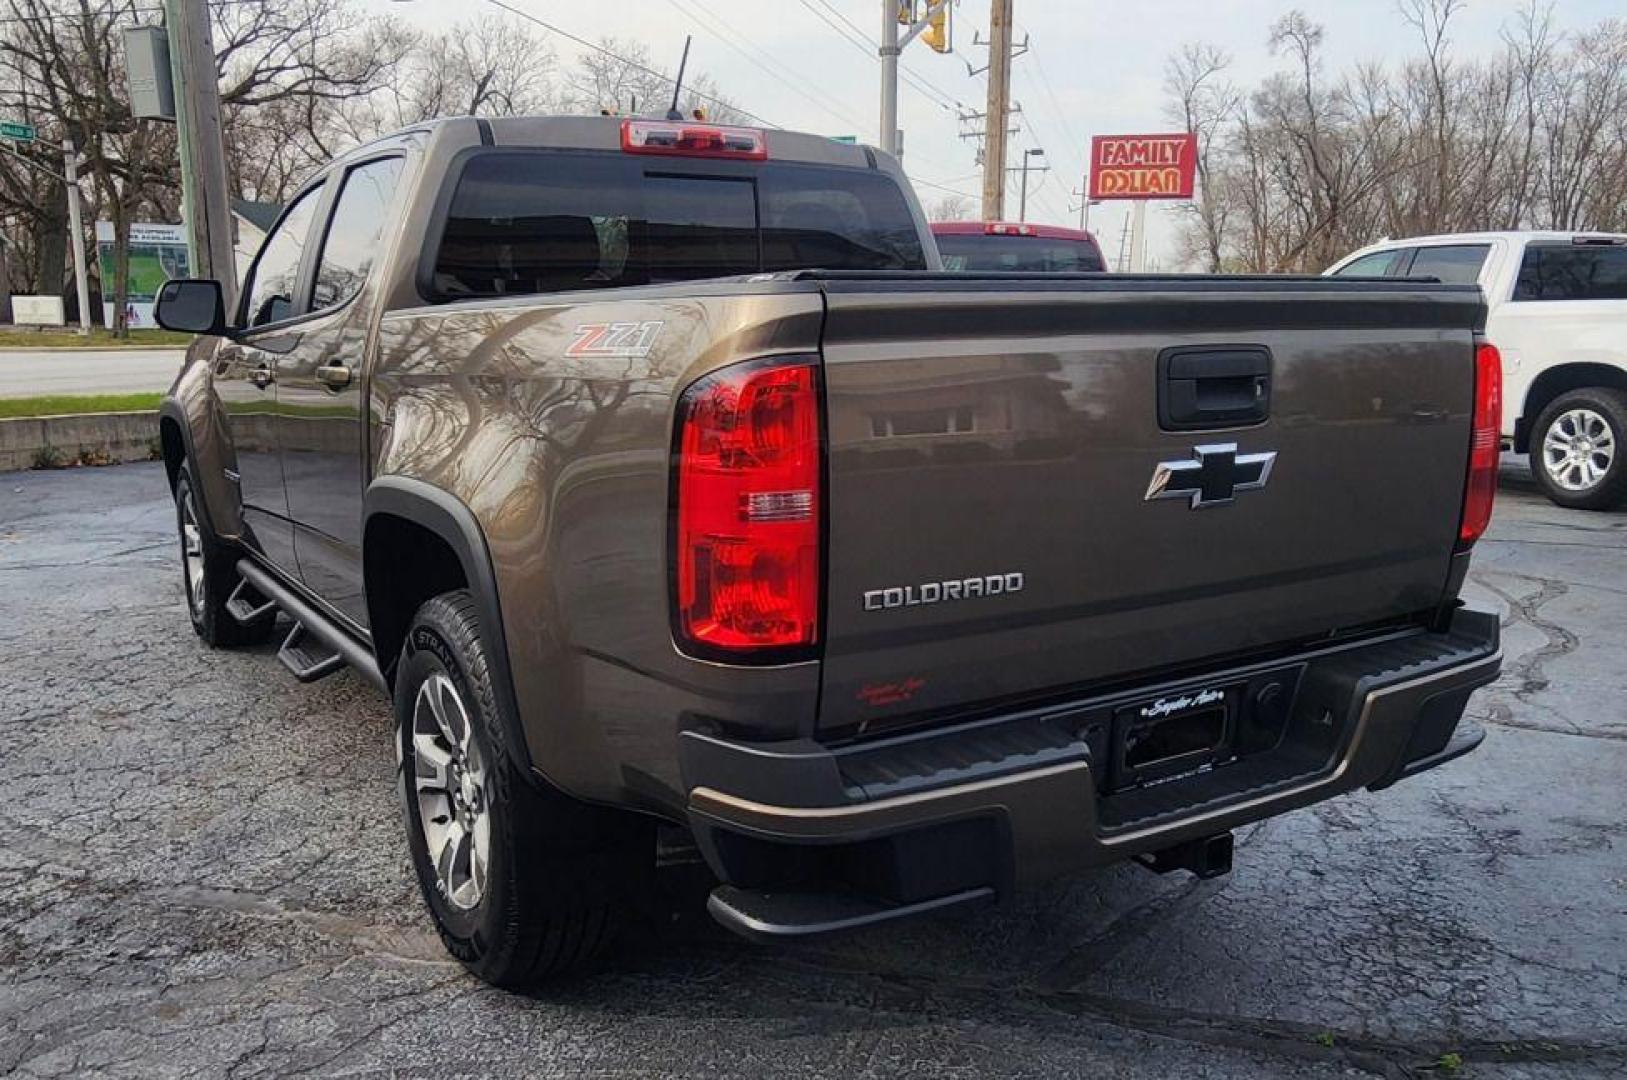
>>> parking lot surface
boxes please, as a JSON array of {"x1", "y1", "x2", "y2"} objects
[{"x1": 0, "y1": 460, "x2": 1623, "y2": 1078}]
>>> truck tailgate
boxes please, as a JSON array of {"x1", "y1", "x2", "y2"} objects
[{"x1": 816, "y1": 277, "x2": 1485, "y2": 732}]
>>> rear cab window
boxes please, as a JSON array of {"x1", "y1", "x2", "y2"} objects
[
  {"x1": 427, "y1": 151, "x2": 926, "y2": 300},
  {"x1": 1514, "y1": 242, "x2": 1627, "y2": 301},
  {"x1": 936, "y1": 233, "x2": 1105, "y2": 272}
]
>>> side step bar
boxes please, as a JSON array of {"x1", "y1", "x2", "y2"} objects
[
  {"x1": 235, "y1": 559, "x2": 386, "y2": 691},
  {"x1": 224, "y1": 578, "x2": 277, "y2": 625}
]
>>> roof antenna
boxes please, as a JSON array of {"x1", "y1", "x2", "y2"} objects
[{"x1": 666, "y1": 35, "x2": 692, "y2": 120}]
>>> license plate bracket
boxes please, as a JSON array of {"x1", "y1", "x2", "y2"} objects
[{"x1": 1110, "y1": 682, "x2": 1239, "y2": 790}]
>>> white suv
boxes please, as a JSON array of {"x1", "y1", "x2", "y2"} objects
[{"x1": 1327, "y1": 231, "x2": 1627, "y2": 510}]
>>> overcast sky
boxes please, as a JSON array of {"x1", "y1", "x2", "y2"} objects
[{"x1": 367, "y1": 0, "x2": 1619, "y2": 268}]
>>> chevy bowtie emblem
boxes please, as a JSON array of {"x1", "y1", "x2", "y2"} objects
[{"x1": 1145, "y1": 443, "x2": 1277, "y2": 509}]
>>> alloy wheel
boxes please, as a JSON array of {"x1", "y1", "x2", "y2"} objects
[
  {"x1": 1542, "y1": 407, "x2": 1616, "y2": 492},
  {"x1": 411, "y1": 673, "x2": 491, "y2": 910},
  {"x1": 180, "y1": 489, "x2": 206, "y2": 619}
]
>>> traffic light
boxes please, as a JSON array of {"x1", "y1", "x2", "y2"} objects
[
  {"x1": 896, "y1": 1, "x2": 914, "y2": 24},
  {"x1": 922, "y1": 0, "x2": 951, "y2": 53}
]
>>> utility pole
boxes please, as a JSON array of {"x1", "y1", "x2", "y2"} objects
[
  {"x1": 1070, "y1": 177, "x2": 1099, "y2": 232},
  {"x1": 880, "y1": 2, "x2": 898, "y2": 157},
  {"x1": 1129, "y1": 201, "x2": 1147, "y2": 272},
  {"x1": 879, "y1": 1, "x2": 952, "y2": 161},
  {"x1": 980, "y1": 0, "x2": 1014, "y2": 220},
  {"x1": 165, "y1": 0, "x2": 236, "y2": 303},
  {"x1": 62, "y1": 139, "x2": 92, "y2": 334},
  {"x1": 1015, "y1": 147, "x2": 1046, "y2": 221}
]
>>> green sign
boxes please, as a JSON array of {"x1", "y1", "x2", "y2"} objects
[
  {"x1": 830, "y1": 135, "x2": 857, "y2": 144},
  {"x1": 0, "y1": 121, "x2": 35, "y2": 143}
]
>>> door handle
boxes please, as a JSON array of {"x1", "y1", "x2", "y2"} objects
[
  {"x1": 249, "y1": 364, "x2": 274, "y2": 390},
  {"x1": 315, "y1": 363, "x2": 353, "y2": 390}
]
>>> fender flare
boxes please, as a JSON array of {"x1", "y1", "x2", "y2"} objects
[
  {"x1": 157, "y1": 398, "x2": 218, "y2": 534},
  {"x1": 363, "y1": 476, "x2": 531, "y2": 771}
]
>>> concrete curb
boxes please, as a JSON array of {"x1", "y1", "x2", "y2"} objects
[{"x1": 0, "y1": 411, "x2": 159, "y2": 472}]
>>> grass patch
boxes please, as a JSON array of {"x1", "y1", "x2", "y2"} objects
[
  {"x1": 0, "y1": 327, "x2": 193, "y2": 348},
  {"x1": 0, "y1": 392, "x2": 162, "y2": 418}
]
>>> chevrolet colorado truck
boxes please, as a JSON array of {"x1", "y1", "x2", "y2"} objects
[{"x1": 155, "y1": 115, "x2": 1504, "y2": 988}]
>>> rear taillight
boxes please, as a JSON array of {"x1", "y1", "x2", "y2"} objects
[
  {"x1": 987, "y1": 223, "x2": 1035, "y2": 236},
  {"x1": 622, "y1": 118, "x2": 768, "y2": 160},
  {"x1": 675, "y1": 359, "x2": 821, "y2": 655},
  {"x1": 1459, "y1": 340, "x2": 1503, "y2": 547}
]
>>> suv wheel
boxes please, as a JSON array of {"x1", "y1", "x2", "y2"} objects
[
  {"x1": 173, "y1": 461, "x2": 277, "y2": 646},
  {"x1": 395, "y1": 590, "x2": 648, "y2": 987},
  {"x1": 1530, "y1": 388, "x2": 1627, "y2": 511}
]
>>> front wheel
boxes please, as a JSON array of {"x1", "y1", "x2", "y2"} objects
[
  {"x1": 174, "y1": 461, "x2": 276, "y2": 646},
  {"x1": 1530, "y1": 388, "x2": 1627, "y2": 511},
  {"x1": 395, "y1": 590, "x2": 649, "y2": 987}
]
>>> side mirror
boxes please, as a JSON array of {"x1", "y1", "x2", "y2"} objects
[{"x1": 154, "y1": 279, "x2": 232, "y2": 336}]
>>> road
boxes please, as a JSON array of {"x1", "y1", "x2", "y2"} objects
[
  {"x1": 0, "y1": 461, "x2": 1622, "y2": 1078},
  {"x1": 0, "y1": 349, "x2": 186, "y2": 398}
]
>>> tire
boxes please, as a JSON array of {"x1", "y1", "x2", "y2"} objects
[
  {"x1": 174, "y1": 461, "x2": 277, "y2": 647},
  {"x1": 1529, "y1": 388, "x2": 1627, "y2": 511},
  {"x1": 394, "y1": 590, "x2": 649, "y2": 988}
]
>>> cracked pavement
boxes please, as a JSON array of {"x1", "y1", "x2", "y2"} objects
[{"x1": 0, "y1": 459, "x2": 1623, "y2": 1078}]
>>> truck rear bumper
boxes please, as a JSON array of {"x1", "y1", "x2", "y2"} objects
[{"x1": 682, "y1": 608, "x2": 1501, "y2": 940}]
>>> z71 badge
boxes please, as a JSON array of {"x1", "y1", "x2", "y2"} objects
[{"x1": 565, "y1": 320, "x2": 664, "y2": 359}]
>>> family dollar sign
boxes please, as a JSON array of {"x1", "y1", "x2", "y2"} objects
[{"x1": 1089, "y1": 133, "x2": 1199, "y2": 200}]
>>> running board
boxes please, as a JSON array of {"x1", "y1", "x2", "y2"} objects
[
  {"x1": 235, "y1": 559, "x2": 386, "y2": 691},
  {"x1": 224, "y1": 577, "x2": 277, "y2": 626}
]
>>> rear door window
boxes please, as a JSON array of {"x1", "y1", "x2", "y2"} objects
[
  {"x1": 1514, "y1": 244, "x2": 1627, "y2": 301},
  {"x1": 1405, "y1": 244, "x2": 1491, "y2": 285},
  {"x1": 311, "y1": 157, "x2": 404, "y2": 311},
  {"x1": 429, "y1": 151, "x2": 925, "y2": 300},
  {"x1": 1331, "y1": 249, "x2": 1407, "y2": 277}
]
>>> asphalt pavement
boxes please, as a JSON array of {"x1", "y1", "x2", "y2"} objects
[
  {"x1": 0, "y1": 460, "x2": 1622, "y2": 1078},
  {"x1": 0, "y1": 349, "x2": 187, "y2": 398}
]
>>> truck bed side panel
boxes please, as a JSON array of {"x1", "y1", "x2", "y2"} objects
[{"x1": 371, "y1": 286, "x2": 825, "y2": 810}]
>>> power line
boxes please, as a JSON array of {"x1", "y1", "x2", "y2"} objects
[
  {"x1": 664, "y1": 0, "x2": 869, "y2": 132},
  {"x1": 797, "y1": 0, "x2": 966, "y2": 113},
  {"x1": 485, "y1": 0, "x2": 778, "y2": 128}
]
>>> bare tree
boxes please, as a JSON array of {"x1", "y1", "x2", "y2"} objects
[
  {"x1": 1163, "y1": 43, "x2": 1239, "y2": 271},
  {"x1": 1164, "y1": 4, "x2": 1627, "y2": 271},
  {"x1": 927, "y1": 193, "x2": 974, "y2": 222}
]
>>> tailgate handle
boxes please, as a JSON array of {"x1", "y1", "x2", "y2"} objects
[{"x1": 1158, "y1": 346, "x2": 1271, "y2": 431}]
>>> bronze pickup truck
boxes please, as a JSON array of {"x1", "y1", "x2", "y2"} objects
[{"x1": 155, "y1": 114, "x2": 1503, "y2": 988}]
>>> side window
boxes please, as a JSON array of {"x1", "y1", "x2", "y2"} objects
[
  {"x1": 312, "y1": 158, "x2": 405, "y2": 312},
  {"x1": 242, "y1": 186, "x2": 322, "y2": 328},
  {"x1": 1406, "y1": 244, "x2": 1491, "y2": 285},
  {"x1": 1514, "y1": 245, "x2": 1627, "y2": 302},
  {"x1": 1332, "y1": 249, "x2": 1405, "y2": 277}
]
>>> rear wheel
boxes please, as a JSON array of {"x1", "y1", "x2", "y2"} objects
[
  {"x1": 173, "y1": 461, "x2": 277, "y2": 646},
  {"x1": 395, "y1": 590, "x2": 648, "y2": 988},
  {"x1": 1530, "y1": 388, "x2": 1627, "y2": 511}
]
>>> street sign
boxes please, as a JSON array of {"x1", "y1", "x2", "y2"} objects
[
  {"x1": 0, "y1": 121, "x2": 35, "y2": 144},
  {"x1": 830, "y1": 135, "x2": 858, "y2": 144},
  {"x1": 1088, "y1": 133, "x2": 1198, "y2": 200}
]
